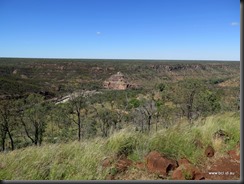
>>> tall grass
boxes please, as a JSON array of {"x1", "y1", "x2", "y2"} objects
[
  {"x1": 0, "y1": 140, "x2": 107, "y2": 180},
  {"x1": 0, "y1": 112, "x2": 240, "y2": 180}
]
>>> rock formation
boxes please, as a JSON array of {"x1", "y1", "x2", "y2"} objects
[{"x1": 103, "y1": 72, "x2": 131, "y2": 90}]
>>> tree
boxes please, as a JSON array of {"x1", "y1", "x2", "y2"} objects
[
  {"x1": 47, "y1": 103, "x2": 73, "y2": 142},
  {"x1": 173, "y1": 79, "x2": 204, "y2": 122},
  {"x1": 113, "y1": 92, "x2": 129, "y2": 129},
  {"x1": 20, "y1": 94, "x2": 50, "y2": 146},
  {"x1": 172, "y1": 79, "x2": 222, "y2": 122},
  {"x1": 68, "y1": 92, "x2": 89, "y2": 141},
  {"x1": 0, "y1": 100, "x2": 16, "y2": 151},
  {"x1": 96, "y1": 108, "x2": 114, "y2": 137},
  {"x1": 154, "y1": 100, "x2": 172, "y2": 130},
  {"x1": 88, "y1": 91, "x2": 129, "y2": 137},
  {"x1": 196, "y1": 89, "x2": 221, "y2": 116},
  {"x1": 83, "y1": 119, "x2": 97, "y2": 139},
  {"x1": 133, "y1": 99, "x2": 157, "y2": 132}
]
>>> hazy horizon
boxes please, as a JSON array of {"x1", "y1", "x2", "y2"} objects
[{"x1": 0, "y1": 56, "x2": 240, "y2": 62}]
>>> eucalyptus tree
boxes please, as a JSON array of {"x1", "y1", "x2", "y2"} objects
[
  {"x1": 47, "y1": 103, "x2": 73, "y2": 142},
  {"x1": 170, "y1": 79, "x2": 203, "y2": 122},
  {"x1": 172, "y1": 79, "x2": 221, "y2": 122},
  {"x1": 88, "y1": 91, "x2": 129, "y2": 137},
  {"x1": 68, "y1": 91, "x2": 90, "y2": 141},
  {"x1": 0, "y1": 100, "x2": 15, "y2": 151},
  {"x1": 19, "y1": 94, "x2": 50, "y2": 146},
  {"x1": 132, "y1": 98, "x2": 157, "y2": 133}
]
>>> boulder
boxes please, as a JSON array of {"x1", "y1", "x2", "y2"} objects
[
  {"x1": 146, "y1": 151, "x2": 178, "y2": 177},
  {"x1": 194, "y1": 172, "x2": 206, "y2": 180},
  {"x1": 171, "y1": 163, "x2": 200, "y2": 180},
  {"x1": 178, "y1": 158, "x2": 191, "y2": 166}
]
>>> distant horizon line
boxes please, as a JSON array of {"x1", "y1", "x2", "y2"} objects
[{"x1": 0, "y1": 56, "x2": 240, "y2": 62}]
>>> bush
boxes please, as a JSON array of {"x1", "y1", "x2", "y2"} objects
[{"x1": 209, "y1": 78, "x2": 225, "y2": 84}]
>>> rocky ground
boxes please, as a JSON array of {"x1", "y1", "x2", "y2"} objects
[{"x1": 101, "y1": 144, "x2": 240, "y2": 180}]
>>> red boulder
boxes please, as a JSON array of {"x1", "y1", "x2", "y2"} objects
[{"x1": 146, "y1": 151, "x2": 178, "y2": 177}]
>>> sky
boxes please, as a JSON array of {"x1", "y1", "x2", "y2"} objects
[{"x1": 0, "y1": 0, "x2": 240, "y2": 60}]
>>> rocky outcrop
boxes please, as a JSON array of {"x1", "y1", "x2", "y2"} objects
[{"x1": 103, "y1": 72, "x2": 132, "y2": 90}]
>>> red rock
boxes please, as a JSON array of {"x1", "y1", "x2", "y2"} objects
[
  {"x1": 171, "y1": 163, "x2": 198, "y2": 180},
  {"x1": 205, "y1": 146, "x2": 215, "y2": 157},
  {"x1": 146, "y1": 151, "x2": 178, "y2": 177},
  {"x1": 115, "y1": 157, "x2": 132, "y2": 172},
  {"x1": 178, "y1": 158, "x2": 191, "y2": 166},
  {"x1": 194, "y1": 172, "x2": 205, "y2": 180},
  {"x1": 172, "y1": 168, "x2": 185, "y2": 180}
]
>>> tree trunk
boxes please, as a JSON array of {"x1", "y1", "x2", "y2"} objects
[
  {"x1": 7, "y1": 129, "x2": 14, "y2": 150},
  {"x1": 148, "y1": 115, "x2": 151, "y2": 132},
  {"x1": 156, "y1": 119, "x2": 158, "y2": 132},
  {"x1": 39, "y1": 126, "x2": 44, "y2": 146},
  {"x1": 77, "y1": 111, "x2": 81, "y2": 141},
  {"x1": 34, "y1": 126, "x2": 39, "y2": 146},
  {"x1": 21, "y1": 119, "x2": 35, "y2": 144},
  {"x1": 1, "y1": 131, "x2": 6, "y2": 151},
  {"x1": 187, "y1": 90, "x2": 195, "y2": 121}
]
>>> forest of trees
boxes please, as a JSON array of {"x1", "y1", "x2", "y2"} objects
[{"x1": 0, "y1": 78, "x2": 239, "y2": 152}]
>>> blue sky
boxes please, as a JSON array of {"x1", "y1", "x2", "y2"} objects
[{"x1": 0, "y1": 0, "x2": 240, "y2": 60}]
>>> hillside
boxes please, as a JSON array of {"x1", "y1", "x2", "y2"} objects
[{"x1": 0, "y1": 112, "x2": 240, "y2": 180}]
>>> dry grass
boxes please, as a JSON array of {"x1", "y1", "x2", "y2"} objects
[{"x1": 0, "y1": 112, "x2": 240, "y2": 180}]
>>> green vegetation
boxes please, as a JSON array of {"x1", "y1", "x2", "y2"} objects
[
  {"x1": 0, "y1": 58, "x2": 240, "y2": 180},
  {"x1": 0, "y1": 112, "x2": 239, "y2": 180}
]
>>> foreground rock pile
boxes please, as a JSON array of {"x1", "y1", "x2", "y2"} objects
[{"x1": 101, "y1": 145, "x2": 240, "y2": 180}]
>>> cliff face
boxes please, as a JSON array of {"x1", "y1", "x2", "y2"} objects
[{"x1": 103, "y1": 72, "x2": 130, "y2": 90}]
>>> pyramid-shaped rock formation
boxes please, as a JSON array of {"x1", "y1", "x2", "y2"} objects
[{"x1": 103, "y1": 72, "x2": 131, "y2": 90}]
